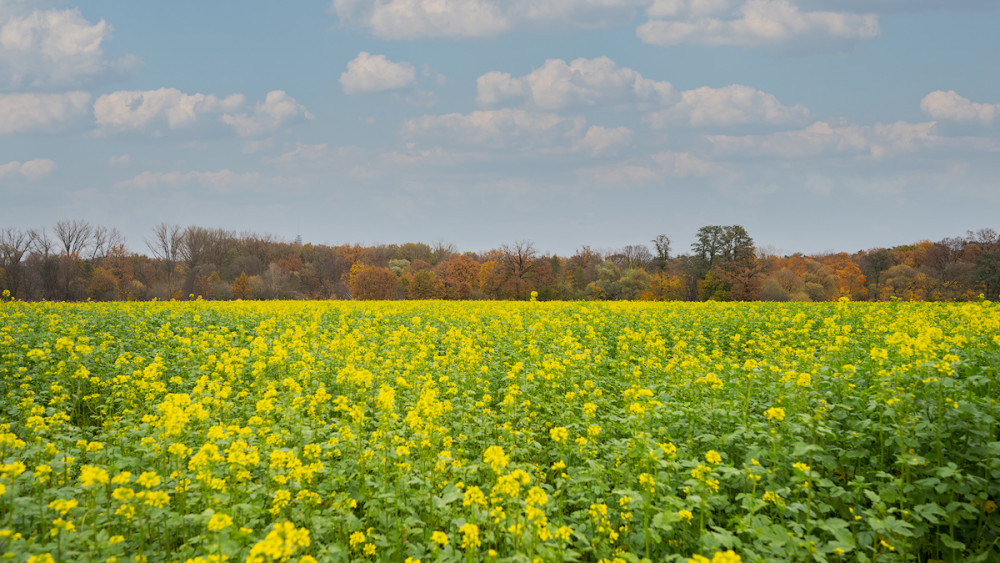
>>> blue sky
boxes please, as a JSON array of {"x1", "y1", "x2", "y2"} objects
[{"x1": 1, "y1": 0, "x2": 998, "y2": 256}]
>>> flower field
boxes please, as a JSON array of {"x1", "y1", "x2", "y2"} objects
[{"x1": 1, "y1": 300, "x2": 998, "y2": 562}]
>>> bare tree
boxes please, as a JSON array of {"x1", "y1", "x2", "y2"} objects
[
  {"x1": 28, "y1": 228, "x2": 54, "y2": 257},
  {"x1": 146, "y1": 223, "x2": 183, "y2": 272},
  {"x1": 621, "y1": 244, "x2": 653, "y2": 270},
  {"x1": 0, "y1": 227, "x2": 36, "y2": 296},
  {"x1": 0, "y1": 227, "x2": 35, "y2": 266},
  {"x1": 431, "y1": 240, "x2": 457, "y2": 265},
  {"x1": 53, "y1": 219, "x2": 93, "y2": 256},
  {"x1": 501, "y1": 240, "x2": 538, "y2": 279},
  {"x1": 90, "y1": 226, "x2": 125, "y2": 260}
]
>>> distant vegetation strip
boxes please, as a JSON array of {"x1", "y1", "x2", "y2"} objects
[{"x1": 1, "y1": 221, "x2": 998, "y2": 302}]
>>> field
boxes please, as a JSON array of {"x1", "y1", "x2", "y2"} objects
[{"x1": 1, "y1": 299, "x2": 998, "y2": 562}]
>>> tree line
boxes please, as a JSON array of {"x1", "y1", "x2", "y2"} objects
[{"x1": 1, "y1": 220, "x2": 998, "y2": 302}]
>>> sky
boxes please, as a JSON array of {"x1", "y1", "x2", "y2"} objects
[{"x1": 1, "y1": 0, "x2": 998, "y2": 257}]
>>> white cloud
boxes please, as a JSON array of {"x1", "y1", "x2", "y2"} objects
[
  {"x1": 582, "y1": 162, "x2": 660, "y2": 185},
  {"x1": 651, "y1": 150, "x2": 716, "y2": 176},
  {"x1": 812, "y1": 0, "x2": 995, "y2": 14},
  {"x1": 921, "y1": 91, "x2": 998, "y2": 125},
  {"x1": 0, "y1": 8, "x2": 138, "y2": 88},
  {"x1": 578, "y1": 150, "x2": 716, "y2": 185},
  {"x1": 115, "y1": 169, "x2": 264, "y2": 190},
  {"x1": 340, "y1": 51, "x2": 417, "y2": 94},
  {"x1": 220, "y1": 90, "x2": 313, "y2": 138},
  {"x1": 477, "y1": 57, "x2": 675, "y2": 109},
  {"x1": 332, "y1": 0, "x2": 509, "y2": 39},
  {"x1": 637, "y1": 0, "x2": 879, "y2": 50},
  {"x1": 706, "y1": 120, "x2": 943, "y2": 159},
  {"x1": 93, "y1": 89, "x2": 311, "y2": 138},
  {"x1": 332, "y1": 0, "x2": 645, "y2": 39},
  {"x1": 94, "y1": 88, "x2": 245, "y2": 132},
  {"x1": 107, "y1": 153, "x2": 130, "y2": 166},
  {"x1": 576, "y1": 125, "x2": 633, "y2": 155},
  {"x1": 403, "y1": 108, "x2": 587, "y2": 149},
  {"x1": 645, "y1": 84, "x2": 810, "y2": 127},
  {"x1": 0, "y1": 157, "x2": 55, "y2": 180},
  {"x1": 0, "y1": 91, "x2": 90, "y2": 134}
]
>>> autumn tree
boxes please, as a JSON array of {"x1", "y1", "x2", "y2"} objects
[
  {"x1": 0, "y1": 227, "x2": 35, "y2": 298},
  {"x1": 348, "y1": 264, "x2": 397, "y2": 300},
  {"x1": 87, "y1": 267, "x2": 119, "y2": 301},
  {"x1": 438, "y1": 255, "x2": 479, "y2": 299},
  {"x1": 407, "y1": 270, "x2": 443, "y2": 299},
  {"x1": 651, "y1": 235, "x2": 671, "y2": 272}
]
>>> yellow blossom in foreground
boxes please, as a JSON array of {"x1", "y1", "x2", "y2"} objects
[
  {"x1": 431, "y1": 530, "x2": 448, "y2": 547},
  {"x1": 764, "y1": 407, "x2": 785, "y2": 421},
  {"x1": 48, "y1": 498, "x2": 79, "y2": 516},
  {"x1": 208, "y1": 513, "x2": 233, "y2": 532},
  {"x1": 459, "y1": 522, "x2": 480, "y2": 549},
  {"x1": 483, "y1": 445, "x2": 508, "y2": 472},
  {"x1": 705, "y1": 450, "x2": 722, "y2": 464},
  {"x1": 247, "y1": 521, "x2": 310, "y2": 563},
  {"x1": 79, "y1": 465, "x2": 109, "y2": 487}
]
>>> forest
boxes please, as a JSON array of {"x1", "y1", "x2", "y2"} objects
[{"x1": 1, "y1": 221, "x2": 998, "y2": 302}]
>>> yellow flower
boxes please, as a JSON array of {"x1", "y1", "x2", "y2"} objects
[
  {"x1": 793, "y1": 462, "x2": 811, "y2": 473},
  {"x1": 711, "y1": 550, "x2": 742, "y2": 563},
  {"x1": 549, "y1": 426, "x2": 569, "y2": 444},
  {"x1": 459, "y1": 522, "x2": 480, "y2": 550},
  {"x1": 764, "y1": 407, "x2": 785, "y2": 421},
  {"x1": 349, "y1": 531, "x2": 366, "y2": 549},
  {"x1": 431, "y1": 530, "x2": 448, "y2": 547},
  {"x1": 48, "y1": 498, "x2": 79, "y2": 516},
  {"x1": 463, "y1": 486, "x2": 486, "y2": 507},
  {"x1": 678, "y1": 509, "x2": 693, "y2": 523},
  {"x1": 208, "y1": 513, "x2": 233, "y2": 532},
  {"x1": 79, "y1": 465, "x2": 109, "y2": 487},
  {"x1": 27, "y1": 555, "x2": 55, "y2": 563},
  {"x1": 705, "y1": 450, "x2": 722, "y2": 464},
  {"x1": 525, "y1": 486, "x2": 548, "y2": 506},
  {"x1": 483, "y1": 445, "x2": 508, "y2": 472},
  {"x1": 135, "y1": 471, "x2": 161, "y2": 489}
]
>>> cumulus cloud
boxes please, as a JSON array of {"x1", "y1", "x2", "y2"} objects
[
  {"x1": 638, "y1": 0, "x2": 880, "y2": 50},
  {"x1": 115, "y1": 169, "x2": 264, "y2": 190},
  {"x1": 0, "y1": 91, "x2": 90, "y2": 134},
  {"x1": 576, "y1": 125, "x2": 633, "y2": 155},
  {"x1": 332, "y1": 0, "x2": 508, "y2": 39},
  {"x1": 94, "y1": 89, "x2": 311, "y2": 138},
  {"x1": 340, "y1": 52, "x2": 417, "y2": 94},
  {"x1": 645, "y1": 84, "x2": 811, "y2": 127},
  {"x1": 0, "y1": 8, "x2": 139, "y2": 88},
  {"x1": 107, "y1": 153, "x2": 130, "y2": 166},
  {"x1": 578, "y1": 150, "x2": 717, "y2": 185},
  {"x1": 94, "y1": 88, "x2": 245, "y2": 132},
  {"x1": 0, "y1": 157, "x2": 55, "y2": 180},
  {"x1": 651, "y1": 150, "x2": 717, "y2": 176},
  {"x1": 706, "y1": 120, "x2": 943, "y2": 159},
  {"x1": 403, "y1": 108, "x2": 587, "y2": 149},
  {"x1": 921, "y1": 91, "x2": 998, "y2": 125},
  {"x1": 220, "y1": 90, "x2": 313, "y2": 138},
  {"x1": 477, "y1": 57, "x2": 675, "y2": 109},
  {"x1": 331, "y1": 0, "x2": 644, "y2": 39},
  {"x1": 812, "y1": 0, "x2": 995, "y2": 14}
]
